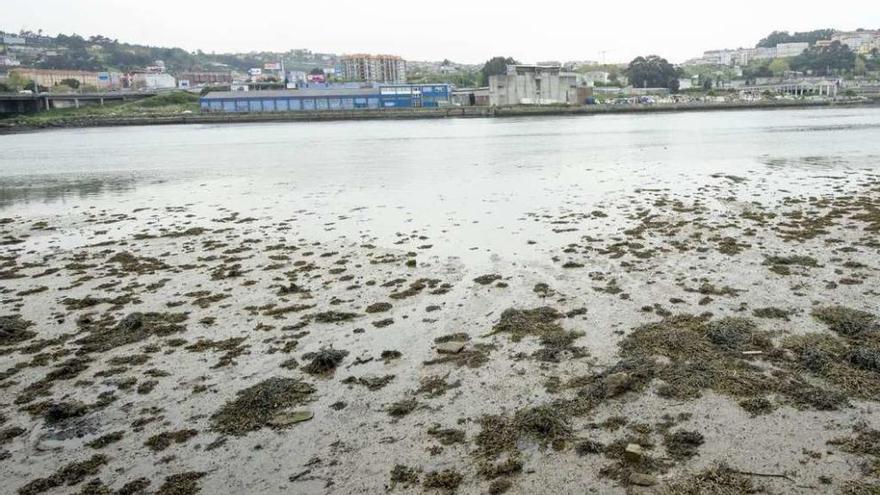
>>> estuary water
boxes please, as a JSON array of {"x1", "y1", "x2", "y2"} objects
[{"x1": 2, "y1": 106, "x2": 879, "y2": 259}]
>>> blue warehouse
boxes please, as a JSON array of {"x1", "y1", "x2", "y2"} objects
[{"x1": 200, "y1": 85, "x2": 451, "y2": 113}]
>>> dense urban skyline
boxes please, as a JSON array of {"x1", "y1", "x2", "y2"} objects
[{"x1": 5, "y1": 0, "x2": 879, "y2": 64}]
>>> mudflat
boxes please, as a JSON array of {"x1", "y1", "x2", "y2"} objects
[{"x1": 2, "y1": 109, "x2": 880, "y2": 494}]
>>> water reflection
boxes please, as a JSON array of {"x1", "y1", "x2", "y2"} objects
[{"x1": 0, "y1": 173, "x2": 149, "y2": 209}]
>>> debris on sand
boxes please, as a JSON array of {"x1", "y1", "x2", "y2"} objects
[
  {"x1": 389, "y1": 464, "x2": 421, "y2": 488},
  {"x1": 342, "y1": 375, "x2": 395, "y2": 391},
  {"x1": 426, "y1": 424, "x2": 466, "y2": 446},
  {"x1": 155, "y1": 471, "x2": 206, "y2": 495},
  {"x1": 365, "y1": 302, "x2": 392, "y2": 313},
  {"x1": 211, "y1": 378, "x2": 316, "y2": 435},
  {"x1": 812, "y1": 306, "x2": 878, "y2": 337},
  {"x1": 302, "y1": 348, "x2": 349, "y2": 375},
  {"x1": 86, "y1": 431, "x2": 124, "y2": 449},
  {"x1": 387, "y1": 398, "x2": 419, "y2": 417},
  {"x1": 475, "y1": 405, "x2": 572, "y2": 460},
  {"x1": 490, "y1": 307, "x2": 564, "y2": 341},
  {"x1": 145, "y1": 429, "x2": 198, "y2": 451},
  {"x1": 657, "y1": 462, "x2": 762, "y2": 494},
  {"x1": 473, "y1": 274, "x2": 503, "y2": 285},
  {"x1": 74, "y1": 312, "x2": 188, "y2": 354},
  {"x1": 423, "y1": 469, "x2": 463, "y2": 491},
  {"x1": 664, "y1": 430, "x2": 705, "y2": 460},
  {"x1": 0, "y1": 315, "x2": 36, "y2": 345},
  {"x1": 18, "y1": 454, "x2": 108, "y2": 495},
  {"x1": 312, "y1": 311, "x2": 359, "y2": 323}
]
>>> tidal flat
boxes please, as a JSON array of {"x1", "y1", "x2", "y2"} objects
[{"x1": 2, "y1": 109, "x2": 880, "y2": 494}]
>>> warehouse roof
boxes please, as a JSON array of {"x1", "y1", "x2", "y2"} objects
[{"x1": 201, "y1": 88, "x2": 378, "y2": 100}]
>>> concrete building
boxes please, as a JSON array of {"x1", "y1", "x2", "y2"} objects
[
  {"x1": 831, "y1": 31, "x2": 880, "y2": 53},
  {"x1": 582, "y1": 71, "x2": 610, "y2": 85},
  {"x1": 451, "y1": 88, "x2": 489, "y2": 106},
  {"x1": 0, "y1": 55, "x2": 20, "y2": 67},
  {"x1": 200, "y1": 84, "x2": 450, "y2": 113},
  {"x1": 9, "y1": 68, "x2": 123, "y2": 89},
  {"x1": 175, "y1": 72, "x2": 233, "y2": 85},
  {"x1": 340, "y1": 54, "x2": 406, "y2": 84},
  {"x1": 488, "y1": 65, "x2": 587, "y2": 106},
  {"x1": 775, "y1": 42, "x2": 809, "y2": 58},
  {"x1": 128, "y1": 72, "x2": 176, "y2": 90}
]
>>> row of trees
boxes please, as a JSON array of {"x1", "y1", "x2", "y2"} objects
[{"x1": 756, "y1": 29, "x2": 837, "y2": 48}]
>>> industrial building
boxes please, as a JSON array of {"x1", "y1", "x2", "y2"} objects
[
  {"x1": 175, "y1": 71, "x2": 233, "y2": 85},
  {"x1": 8, "y1": 68, "x2": 123, "y2": 89},
  {"x1": 340, "y1": 54, "x2": 406, "y2": 84},
  {"x1": 488, "y1": 65, "x2": 589, "y2": 106},
  {"x1": 199, "y1": 84, "x2": 450, "y2": 113}
]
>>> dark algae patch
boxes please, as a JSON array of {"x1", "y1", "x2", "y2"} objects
[
  {"x1": 145, "y1": 429, "x2": 198, "y2": 451},
  {"x1": 74, "y1": 312, "x2": 187, "y2": 354},
  {"x1": 155, "y1": 471, "x2": 206, "y2": 495},
  {"x1": 1, "y1": 315, "x2": 36, "y2": 345},
  {"x1": 210, "y1": 377, "x2": 315, "y2": 435},
  {"x1": 812, "y1": 306, "x2": 878, "y2": 337},
  {"x1": 18, "y1": 454, "x2": 108, "y2": 495},
  {"x1": 302, "y1": 348, "x2": 349, "y2": 375}
]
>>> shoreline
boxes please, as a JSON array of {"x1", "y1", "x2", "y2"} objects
[{"x1": 1, "y1": 98, "x2": 878, "y2": 134}]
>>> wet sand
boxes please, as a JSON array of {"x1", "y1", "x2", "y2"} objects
[{"x1": 2, "y1": 110, "x2": 880, "y2": 494}]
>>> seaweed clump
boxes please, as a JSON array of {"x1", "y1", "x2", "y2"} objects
[
  {"x1": 423, "y1": 470, "x2": 463, "y2": 491},
  {"x1": 490, "y1": 307, "x2": 585, "y2": 361},
  {"x1": 210, "y1": 377, "x2": 315, "y2": 435},
  {"x1": 18, "y1": 454, "x2": 108, "y2": 495},
  {"x1": 155, "y1": 472, "x2": 206, "y2": 495},
  {"x1": 74, "y1": 312, "x2": 187, "y2": 354},
  {"x1": 389, "y1": 464, "x2": 421, "y2": 488},
  {"x1": 618, "y1": 314, "x2": 844, "y2": 410},
  {"x1": 812, "y1": 306, "x2": 878, "y2": 337},
  {"x1": 663, "y1": 430, "x2": 705, "y2": 460},
  {"x1": 145, "y1": 429, "x2": 198, "y2": 451},
  {"x1": 0, "y1": 315, "x2": 36, "y2": 346},
  {"x1": 657, "y1": 462, "x2": 759, "y2": 494},
  {"x1": 475, "y1": 404, "x2": 572, "y2": 461},
  {"x1": 302, "y1": 348, "x2": 349, "y2": 375}
]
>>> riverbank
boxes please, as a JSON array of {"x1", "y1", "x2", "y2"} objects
[{"x1": 1, "y1": 98, "x2": 878, "y2": 133}]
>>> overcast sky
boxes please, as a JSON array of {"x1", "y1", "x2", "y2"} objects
[{"x1": 5, "y1": 0, "x2": 880, "y2": 64}]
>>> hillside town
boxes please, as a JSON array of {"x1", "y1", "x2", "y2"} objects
[{"x1": 1, "y1": 27, "x2": 879, "y2": 117}]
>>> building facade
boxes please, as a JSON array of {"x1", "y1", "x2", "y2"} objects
[
  {"x1": 175, "y1": 72, "x2": 233, "y2": 85},
  {"x1": 488, "y1": 65, "x2": 585, "y2": 106},
  {"x1": 9, "y1": 68, "x2": 123, "y2": 89},
  {"x1": 199, "y1": 84, "x2": 449, "y2": 113},
  {"x1": 775, "y1": 42, "x2": 809, "y2": 58},
  {"x1": 340, "y1": 54, "x2": 406, "y2": 84},
  {"x1": 128, "y1": 72, "x2": 176, "y2": 90}
]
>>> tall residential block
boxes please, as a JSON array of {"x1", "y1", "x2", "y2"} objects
[{"x1": 340, "y1": 54, "x2": 406, "y2": 84}]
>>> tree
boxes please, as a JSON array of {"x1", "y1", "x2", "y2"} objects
[
  {"x1": 768, "y1": 58, "x2": 790, "y2": 77},
  {"x1": 479, "y1": 56, "x2": 518, "y2": 86},
  {"x1": 60, "y1": 78, "x2": 81, "y2": 89},
  {"x1": 854, "y1": 56, "x2": 866, "y2": 75},
  {"x1": 790, "y1": 41, "x2": 856, "y2": 76},
  {"x1": 625, "y1": 55, "x2": 681, "y2": 92},
  {"x1": 757, "y1": 29, "x2": 836, "y2": 48}
]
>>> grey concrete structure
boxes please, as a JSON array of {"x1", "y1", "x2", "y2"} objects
[{"x1": 488, "y1": 65, "x2": 584, "y2": 106}]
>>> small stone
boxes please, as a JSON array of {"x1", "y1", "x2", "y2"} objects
[
  {"x1": 436, "y1": 341, "x2": 466, "y2": 354},
  {"x1": 268, "y1": 410, "x2": 313, "y2": 427},
  {"x1": 624, "y1": 443, "x2": 643, "y2": 462},
  {"x1": 629, "y1": 473, "x2": 657, "y2": 486}
]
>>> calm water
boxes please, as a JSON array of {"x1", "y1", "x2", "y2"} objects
[{"x1": 2, "y1": 107, "x2": 879, "y2": 258}]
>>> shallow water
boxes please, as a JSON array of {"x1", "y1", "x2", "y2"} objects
[{"x1": 2, "y1": 107, "x2": 879, "y2": 258}]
